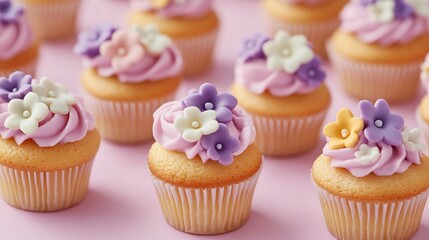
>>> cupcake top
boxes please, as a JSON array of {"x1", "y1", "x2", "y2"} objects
[
  {"x1": 235, "y1": 31, "x2": 326, "y2": 97},
  {"x1": 74, "y1": 24, "x2": 183, "y2": 83},
  {"x1": 341, "y1": 0, "x2": 429, "y2": 46},
  {"x1": 153, "y1": 83, "x2": 255, "y2": 165},
  {"x1": 0, "y1": 0, "x2": 34, "y2": 60},
  {"x1": 130, "y1": 0, "x2": 213, "y2": 18},
  {"x1": 279, "y1": 0, "x2": 330, "y2": 6},
  {"x1": 0, "y1": 71, "x2": 95, "y2": 147},
  {"x1": 421, "y1": 53, "x2": 429, "y2": 89},
  {"x1": 322, "y1": 99, "x2": 425, "y2": 177}
]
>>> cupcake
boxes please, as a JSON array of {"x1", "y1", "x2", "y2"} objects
[
  {"x1": 0, "y1": 0, "x2": 39, "y2": 76},
  {"x1": 417, "y1": 54, "x2": 429, "y2": 142},
  {"x1": 328, "y1": 0, "x2": 429, "y2": 102},
  {"x1": 262, "y1": 0, "x2": 347, "y2": 58},
  {"x1": 74, "y1": 24, "x2": 183, "y2": 143},
  {"x1": 149, "y1": 83, "x2": 262, "y2": 234},
  {"x1": 313, "y1": 99, "x2": 429, "y2": 239},
  {"x1": 0, "y1": 71, "x2": 100, "y2": 212},
  {"x1": 231, "y1": 31, "x2": 331, "y2": 156},
  {"x1": 16, "y1": 0, "x2": 81, "y2": 39},
  {"x1": 129, "y1": 0, "x2": 219, "y2": 76}
]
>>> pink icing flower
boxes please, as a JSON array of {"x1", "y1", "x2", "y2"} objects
[{"x1": 100, "y1": 29, "x2": 145, "y2": 72}]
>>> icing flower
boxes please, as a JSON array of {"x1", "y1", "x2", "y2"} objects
[
  {"x1": 402, "y1": 128, "x2": 425, "y2": 152},
  {"x1": 0, "y1": 71, "x2": 32, "y2": 102},
  {"x1": 406, "y1": 0, "x2": 429, "y2": 16},
  {"x1": 0, "y1": 0, "x2": 23, "y2": 24},
  {"x1": 240, "y1": 33, "x2": 269, "y2": 62},
  {"x1": 133, "y1": 24, "x2": 172, "y2": 55},
  {"x1": 354, "y1": 144, "x2": 381, "y2": 165},
  {"x1": 183, "y1": 83, "x2": 238, "y2": 123},
  {"x1": 201, "y1": 124, "x2": 240, "y2": 165},
  {"x1": 31, "y1": 78, "x2": 76, "y2": 115},
  {"x1": 367, "y1": 0, "x2": 395, "y2": 22},
  {"x1": 100, "y1": 29, "x2": 145, "y2": 72},
  {"x1": 394, "y1": 0, "x2": 415, "y2": 20},
  {"x1": 323, "y1": 108, "x2": 364, "y2": 150},
  {"x1": 359, "y1": 99, "x2": 404, "y2": 146},
  {"x1": 262, "y1": 30, "x2": 314, "y2": 74},
  {"x1": 295, "y1": 57, "x2": 325, "y2": 87},
  {"x1": 74, "y1": 24, "x2": 116, "y2": 59},
  {"x1": 4, "y1": 92, "x2": 49, "y2": 135},
  {"x1": 173, "y1": 106, "x2": 219, "y2": 142}
]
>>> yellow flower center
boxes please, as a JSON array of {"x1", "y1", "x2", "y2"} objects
[
  {"x1": 48, "y1": 90, "x2": 56, "y2": 98},
  {"x1": 341, "y1": 129, "x2": 350, "y2": 138},
  {"x1": 191, "y1": 121, "x2": 200, "y2": 128}
]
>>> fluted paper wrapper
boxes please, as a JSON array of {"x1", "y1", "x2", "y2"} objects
[
  {"x1": 328, "y1": 41, "x2": 421, "y2": 102},
  {"x1": 173, "y1": 29, "x2": 218, "y2": 76},
  {"x1": 0, "y1": 158, "x2": 94, "y2": 212},
  {"x1": 251, "y1": 110, "x2": 327, "y2": 156},
  {"x1": 150, "y1": 169, "x2": 261, "y2": 235},
  {"x1": 0, "y1": 57, "x2": 38, "y2": 77},
  {"x1": 83, "y1": 93, "x2": 174, "y2": 143},
  {"x1": 314, "y1": 182, "x2": 429, "y2": 240}
]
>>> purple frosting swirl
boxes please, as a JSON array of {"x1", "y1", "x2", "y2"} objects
[{"x1": 0, "y1": 71, "x2": 32, "y2": 102}]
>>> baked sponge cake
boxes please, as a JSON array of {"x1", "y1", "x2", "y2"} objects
[
  {"x1": 0, "y1": 71, "x2": 100, "y2": 212},
  {"x1": 148, "y1": 83, "x2": 262, "y2": 234},
  {"x1": 312, "y1": 99, "x2": 429, "y2": 239}
]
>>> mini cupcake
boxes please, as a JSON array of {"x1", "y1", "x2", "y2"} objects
[
  {"x1": 313, "y1": 99, "x2": 429, "y2": 239},
  {"x1": 0, "y1": 71, "x2": 100, "y2": 212},
  {"x1": 262, "y1": 0, "x2": 347, "y2": 58},
  {"x1": 149, "y1": 83, "x2": 262, "y2": 234},
  {"x1": 231, "y1": 31, "x2": 331, "y2": 156},
  {"x1": 0, "y1": 0, "x2": 39, "y2": 76},
  {"x1": 74, "y1": 24, "x2": 183, "y2": 143},
  {"x1": 16, "y1": 0, "x2": 81, "y2": 39},
  {"x1": 417, "y1": 54, "x2": 429, "y2": 142},
  {"x1": 328, "y1": 0, "x2": 429, "y2": 102},
  {"x1": 129, "y1": 0, "x2": 219, "y2": 76}
]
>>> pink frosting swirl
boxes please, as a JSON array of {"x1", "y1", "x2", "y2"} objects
[
  {"x1": 85, "y1": 46, "x2": 182, "y2": 83},
  {"x1": 0, "y1": 17, "x2": 33, "y2": 60},
  {"x1": 340, "y1": 1, "x2": 429, "y2": 46},
  {"x1": 130, "y1": 0, "x2": 213, "y2": 18},
  {"x1": 280, "y1": 0, "x2": 328, "y2": 5},
  {"x1": 323, "y1": 134, "x2": 420, "y2": 177},
  {"x1": 234, "y1": 59, "x2": 318, "y2": 97},
  {"x1": 0, "y1": 97, "x2": 95, "y2": 147},
  {"x1": 153, "y1": 101, "x2": 256, "y2": 161}
]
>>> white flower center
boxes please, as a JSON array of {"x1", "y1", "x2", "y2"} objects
[
  {"x1": 118, "y1": 48, "x2": 127, "y2": 56},
  {"x1": 308, "y1": 69, "x2": 316, "y2": 77},
  {"x1": 191, "y1": 121, "x2": 200, "y2": 128},
  {"x1": 23, "y1": 110, "x2": 31, "y2": 118},
  {"x1": 341, "y1": 129, "x2": 350, "y2": 138},
  {"x1": 205, "y1": 102, "x2": 214, "y2": 110},
  {"x1": 374, "y1": 119, "x2": 383, "y2": 128},
  {"x1": 282, "y1": 48, "x2": 292, "y2": 57},
  {"x1": 48, "y1": 90, "x2": 56, "y2": 98},
  {"x1": 216, "y1": 143, "x2": 223, "y2": 150},
  {"x1": 12, "y1": 88, "x2": 17, "y2": 92}
]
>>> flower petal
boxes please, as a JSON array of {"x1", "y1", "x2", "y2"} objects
[
  {"x1": 173, "y1": 116, "x2": 190, "y2": 133},
  {"x1": 183, "y1": 106, "x2": 201, "y2": 120},
  {"x1": 7, "y1": 99, "x2": 25, "y2": 115},
  {"x1": 182, "y1": 129, "x2": 202, "y2": 142},
  {"x1": 201, "y1": 120, "x2": 219, "y2": 135},
  {"x1": 31, "y1": 102, "x2": 49, "y2": 121},
  {"x1": 20, "y1": 118, "x2": 39, "y2": 135},
  {"x1": 4, "y1": 115, "x2": 22, "y2": 130},
  {"x1": 49, "y1": 100, "x2": 70, "y2": 115}
]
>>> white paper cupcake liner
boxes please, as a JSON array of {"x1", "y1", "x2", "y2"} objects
[
  {"x1": 150, "y1": 168, "x2": 262, "y2": 235},
  {"x1": 0, "y1": 158, "x2": 94, "y2": 212},
  {"x1": 17, "y1": 0, "x2": 81, "y2": 39},
  {"x1": 328, "y1": 41, "x2": 422, "y2": 102},
  {"x1": 0, "y1": 57, "x2": 38, "y2": 77},
  {"x1": 251, "y1": 109, "x2": 327, "y2": 156},
  {"x1": 313, "y1": 182, "x2": 429, "y2": 240},
  {"x1": 173, "y1": 29, "x2": 218, "y2": 76},
  {"x1": 83, "y1": 93, "x2": 174, "y2": 143}
]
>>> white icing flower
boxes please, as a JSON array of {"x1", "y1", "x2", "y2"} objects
[
  {"x1": 402, "y1": 128, "x2": 425, "y2": 152},
  {"x1": 354, "y1": 144, "x2": 381, "y2": 165},
  {"x1": 367, "y1": 0, "x2": 395, "y2": 23},
  {"x1": 262, "y1": 30, "x2": 314, "y2": 74},
  {"x1": 133, "y1": 24, "x2": 172, "y2": 55},
  {"x1": 31, "y1": 77, "x2": 76, "y2": 115},
  {"x1": 405, "y1": 0, "x2": 429, "y2": 17},
  {"x1": 4, "y1": 92, "x2": 49, "y2": 135},
  {"x1": 173, "y1": 106, "x2": 219, "y2": 142}
]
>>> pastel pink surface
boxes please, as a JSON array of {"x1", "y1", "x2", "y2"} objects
[{"x1": 0, "y1": 0, "x2": 428, "y2": 240}]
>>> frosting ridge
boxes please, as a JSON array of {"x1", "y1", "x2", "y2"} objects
[{"x1": 130, "y1": 0, "x2": 213, "y2": 18}]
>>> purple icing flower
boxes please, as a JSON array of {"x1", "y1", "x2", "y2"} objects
[
  {"x1": 0, "y1": 71, "x2": 32, "y2": 102},
  {"x1": 295, "y1": 57, "x2": 325, "y2": 87},
  {"x1": 359, "y1": 99, "x2": 404, "y2": 146},
  {"x1": 0, "y1": 0, "x2": 23, "y2": 24},
  {"x1": 393, "y1": 0, "x2": 415, "y2": 20},
  {"x1": 239, "y1": 33, "x2": 269, "y2": 62},
  {"x1": 74, "y1": 24, "x2": 117, "y2": 59},
  {"x1": 183, "y1": 83, "x2": 238, "y2": 123},
  {"x1": 201, "y1": 124, "x2": 240, "y2": 165}
]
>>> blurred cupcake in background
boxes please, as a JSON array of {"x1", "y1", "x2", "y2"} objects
[
  {"x1": 74, "y1": 24, "x2": 183, "y2": 143},
  {"x1": 262, "y1": 0, "x2": 347, "y2": 58},
  {"x1": 329, "y1": 0, "x2": 429, "y2": 102},
  {"x1": 129, "y1": 0, "x2": 219, "y2": 76},
  {"x1": 0, "y1": 0, "x2": 39, "y2": 76},
  {"x1": 417, "y1": 54, "x2": 429, "y2": 143},
  {"x1": 16, "y1": 0, "x2": 81, "y2": 39},
  {"x1": 231, "y1": 31, "x2": 331, "y2": 156}
]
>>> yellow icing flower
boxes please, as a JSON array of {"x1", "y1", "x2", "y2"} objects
[
  {"x1": 151, "y1": 0, "x2": 170, "y2": 8},
  {"x1": 323, "y1": 108, "x2": 364, "y2": 150}
]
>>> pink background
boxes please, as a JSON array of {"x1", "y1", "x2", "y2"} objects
[{"x1": 1, "y1": 0, "x2": 429, "y2": 239}]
